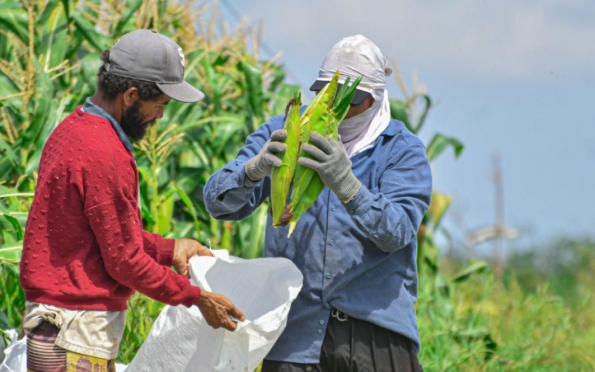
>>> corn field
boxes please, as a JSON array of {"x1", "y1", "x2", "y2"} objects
[{"x1": 1, "y1": 1, "x2": 595, "y2": 370}]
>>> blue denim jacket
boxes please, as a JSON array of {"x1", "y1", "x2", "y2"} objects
[{"x1": 203, "y1": 114, "x2": 432, "y2": 363}]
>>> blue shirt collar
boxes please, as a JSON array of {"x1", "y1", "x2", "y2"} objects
[
  {"x1": 83, "y1": 97, "x2": 134, "y2": 151},
  {"x1": 382, "y1": 119, "x2": 404, "y2": 137}
]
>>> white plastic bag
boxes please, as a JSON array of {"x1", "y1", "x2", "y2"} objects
[
  {"x1": 0, "y1": 331, "x2": 25, "y2": 372},
  {"x1": 126, "y1": 250, "x2": 303, "y2": 372}
]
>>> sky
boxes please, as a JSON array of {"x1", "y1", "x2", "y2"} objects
[{"x1": 217, "y1": 0, "x2": 595, "y2": 256}]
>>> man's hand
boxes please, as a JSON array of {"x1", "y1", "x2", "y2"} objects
[
  {"x1": 244, "y1": 129, "x2": 287, "y2": 181},
  {"x1": 173, "y1": 239, "x2": 213, "y2": 277},
  {"x1": 298, "y1": 132, "x2": 361, "y2": 203},
  {"x1": 196, "y1": 291, "x2": 246, "y2": 331}
]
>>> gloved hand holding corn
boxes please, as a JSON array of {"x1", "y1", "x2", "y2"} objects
[{"x1": 271, "y1": 70, "x2": 362, "y2": 237}]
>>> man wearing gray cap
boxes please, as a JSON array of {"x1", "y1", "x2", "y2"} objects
[
  {"x1": 204, "y1": 35, "x2": 431, "y2": 371},
  {"x1": 20, "y1": 29, "x2": 244, "y2": 371}
]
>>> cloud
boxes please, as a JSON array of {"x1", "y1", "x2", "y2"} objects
[{"x1": 234, "y1": 0, "x2": 595, "y2": 80}]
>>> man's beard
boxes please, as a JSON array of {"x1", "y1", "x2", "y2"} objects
[{"x1": 120, "y1": 101, "x2": 156, "y2": 141}]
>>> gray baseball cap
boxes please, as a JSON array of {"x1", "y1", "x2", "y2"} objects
[{"x1": 106, "y1": 29, "x2": 204, "y2": 103}]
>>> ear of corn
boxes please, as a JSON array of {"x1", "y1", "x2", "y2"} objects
[
  {"x1": 286, "y1": 71, "x2": 340, "y2": 236},
  {"x1": 285, "y1": 77, "x2": 362, "y2": 234},
  {"x1": 271, "y1": 92, "x2": 302, "y2": 227},
  {"x1": 272, "y1": 70, "x2": 361, "y2": 237},
  {"x1": 287, "y1": 174, "x2": 325, "y2": 236}
]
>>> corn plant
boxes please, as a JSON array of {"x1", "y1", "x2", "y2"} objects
[{"x1": 0, "y1": 0, "x2": 296, "y2": 362}]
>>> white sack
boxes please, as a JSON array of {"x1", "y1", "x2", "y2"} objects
[
  {"x1": 126, "y1": 250, "x2": 303, "y2": 372},
  {"x1": 0, "y1": 332, "x2": 25, "y2": 372}
]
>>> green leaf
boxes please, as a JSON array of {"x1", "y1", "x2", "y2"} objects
[
  {"x1": 20, "y1": 69, "x2": 53, "y2": 152},
  {"x1": 240, "y1": 61, "x2": 265, "y2": 125},
  {"x1": 427, "y1": 192, "x2": 453, "y2": 229},
  {"x1": 71, "y1": 12, "x2": 108, "y2": 52},
  {"x1": 266, "y1": 64, "x2": 286, "y2": 93},
  {"x1": 0, "y1": 244, "x2": 22, "y2": 263},
  {"x1": 156, "y1": 187, "x2": 175, "y2": 235},
  {"x1": 39, "y1": 1, "x2": 70, "y2": 68},
  {"x1": 139, "y1": 200, "x2": 156, "y2": 225},
  {"x1": 60, "y1": 0, "x2": 71, "y2": 19},
  {"x1": 0, "y1": 135, "x2": 18, "y2": 165},
  {"x1": 0, "y1": 67, "x2": 22, "y2": 97},
  {"x1": 412, "y1": 94, "x2": 432, "y2": 133},
  {"x1": 38, "y1": 0, "x2": 61, "y2": 27},
  {"x1": 331, "y1": 76, "x2": 362, "y2": 128},
  {"x1": 2, "y1": 214, "x2": 23, "y2": 241},
  {"x1": 114, "y1": 0, "x2": 143, "y2": 35},
  {"x1": 0, "y1": 8, "x2": 29, "y2": 46},
  {"x1": 451, "y1": 261, "x2": 488, "y2": 283},
  {"x1": 0, "y1": 310, "x2": 10, "y2": 330},
  {"x1": 199, "y1": 57, "x2": 222, "y2": 112},
  {"x1": 171, "y1": 185, "x2": 202, "y2": 241},
  {"x1": 0, "y1": 0, "x2": 22, "y2": 11},
  {"x1": 241, "y1": 204, "x2": 267, "y2": 259},
  {"x1": 0, "y1": 191, "x2": 34, "y2": 199},
  {"x1": 426, "y1": 133, "x2": 464, "y2": 162},
  {"x1": 452, "y1": 327, "x2": 497, "y2": 360},
  {"x1": 434, "y1": 273, "x2": 450, "y2": 298},
  {"x1": 389, "y1": 99, "x2": 414, "y2": 133}
]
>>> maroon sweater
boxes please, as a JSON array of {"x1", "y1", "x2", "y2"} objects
[{"x1": 20, "y1": 106, "x2": 201, "y2": 311}]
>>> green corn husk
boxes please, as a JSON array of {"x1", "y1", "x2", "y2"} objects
[
  {"x1": 271, "y1": 70, "x2": 361, "y2": 237},
  {"x1": 271, "y1": 92, "x2": 302, "y2": 227},
  {"x1": 287, "y1": 72, "x2": 340, "y2": 237},
  {"x1": 274, "y1": 81, "x2": 336, "y2": 228},
  {"x1": 328, "y1": 76, "x2": 363, "y2": 138}
]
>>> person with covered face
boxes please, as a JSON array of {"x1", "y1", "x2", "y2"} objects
[
  {"x1": 20, "y1": 29, "x2": 244, "y2": 372},
  {"x1": 203, "y1": 35, "x2": 432, "y2": 371}
]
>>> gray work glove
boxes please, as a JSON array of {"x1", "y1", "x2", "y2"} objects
[
  {"x1": 298, "y1": 132, "x2": 361, "y2": 203},
  {"x1": 244, "y1": 129, "x2": 287, "y2": 181}
]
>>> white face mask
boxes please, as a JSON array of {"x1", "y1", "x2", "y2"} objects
[
  {"x1": 339, "y1": 106, "x2": 378, "y2": 143},
  {"x1": 339, "y1": 98, "x2": 381, "y2": 143},
  {"x1": 338, "y1": 90, "x2": 392, "y2": 157}
]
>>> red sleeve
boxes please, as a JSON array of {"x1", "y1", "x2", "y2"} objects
[
  {"x1": 86, "y1": 198, "x2": 200, "y2": 307},
  {"x1": 142, "y1": 231, "x2": 176, "y2": 267}
]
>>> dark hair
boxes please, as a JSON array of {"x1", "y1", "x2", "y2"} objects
[{"x1": 97, "y1": 50, "x2": 163, "y2": 101}]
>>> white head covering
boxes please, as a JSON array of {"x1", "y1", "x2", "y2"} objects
[{"x1": 316, "y1": 35, "x2": 392, "y2": 157}]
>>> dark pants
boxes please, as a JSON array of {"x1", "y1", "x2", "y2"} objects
[{"x1": 262, "y1": 310, "x2": 422, "y2": 372}]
